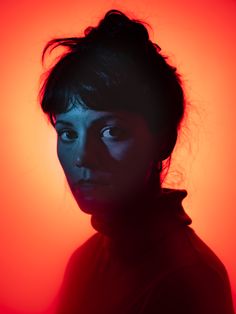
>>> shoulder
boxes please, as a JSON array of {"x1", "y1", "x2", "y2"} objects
[
  {"x1": 159, "y1": 225, "x2": 229, "y2": 276},
  {"x1": 69, "y1": 232, "x2": 103, "y2": 262},
  {"x1": 54, "y1": 232, "x2": 104, "y2": 313},
  {"x1": 181, "y1": 226, "x2": 233, "y2": 292},
  {"x1": 64, "y1": 232, "x2": 104, "y2": 276},
  {"x1": 148, "y1": 261, "x2": 234, "y2": 314},
  {"x1": 144, "y1": 227, "x2": 235, "y2": 314}
]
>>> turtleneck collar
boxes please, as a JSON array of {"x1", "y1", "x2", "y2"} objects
[{"x1": 100, "y1": 187, "x2": 192, "y2": 263}]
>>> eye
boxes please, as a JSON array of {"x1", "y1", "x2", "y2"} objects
[
  {"x1": 101, "y1": 126, "x2": 126, "y2": 140},
  {"x1": 57, "y1": 130, "x2": 78, "y2": 142}
]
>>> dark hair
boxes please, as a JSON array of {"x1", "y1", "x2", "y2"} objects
[{"x1": 39, "y1": 9, "x2": 186, "y2": 181}]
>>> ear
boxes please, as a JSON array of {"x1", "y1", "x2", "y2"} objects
[{"x1": 157, "y1": 129, "x2": 177, "y2": 161}]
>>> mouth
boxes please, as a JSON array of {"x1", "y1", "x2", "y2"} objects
[{"x1": 76, "y1": 180, "x2": 110, "y2": 189}]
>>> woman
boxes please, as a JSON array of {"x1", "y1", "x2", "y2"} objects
[{"x1": 39, "y1": 9, "x2": 235, "y2": 314}]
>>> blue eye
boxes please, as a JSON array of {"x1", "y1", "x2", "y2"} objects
[
  {"x1": 58, "y1": 130, "x2": 77, "y2": 142},
  {"x1": 101, "y1": 127, "x2": 125, "y2": 139}
]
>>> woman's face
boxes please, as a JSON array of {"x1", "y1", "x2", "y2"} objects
[{"x1": 55, "y1": 103, "x2": 160, "y2": 231}]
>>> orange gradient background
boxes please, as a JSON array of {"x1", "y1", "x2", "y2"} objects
[{"x1": 1, "y1": 1, "x2": 236, "y2": 313}]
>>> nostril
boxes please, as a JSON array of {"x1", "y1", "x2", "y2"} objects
[{"x1": 75, "y1": 151, "x2": 95, "y2": 168}]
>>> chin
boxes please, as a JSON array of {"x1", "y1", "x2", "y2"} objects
[{"x1": 76, "y1": 197, "x2": 114, "y2": 215}]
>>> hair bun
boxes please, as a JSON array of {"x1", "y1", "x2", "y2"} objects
[{"x1": 84, "y1": 9, "x2": 149, "y2": 45}]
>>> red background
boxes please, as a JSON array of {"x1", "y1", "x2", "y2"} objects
[{"x1": 1, "y1": 1, "x2": 235, "y2": 313}]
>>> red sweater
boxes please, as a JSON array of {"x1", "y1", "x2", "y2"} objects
[{"x1": 55, "y1": 188, "x2": 235, "y2": 314}]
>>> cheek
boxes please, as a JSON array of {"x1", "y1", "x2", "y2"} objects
[
  {"x1": 57, "y1": 145, "x2": 75, "y2": 180},
  {"x1": 108, "y1": 140, "x2": 154, "y2": 186},
  {"x1": 108, "y1": 139, "x2": 152, "y2": 162}
]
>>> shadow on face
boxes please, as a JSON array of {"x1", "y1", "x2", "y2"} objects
[{"x1": 55, "y1": 103, "x2": 160, "y2": 219}]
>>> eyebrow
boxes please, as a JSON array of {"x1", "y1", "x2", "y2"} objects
[
  {"x1": 55, "y1": 120, "x2": 74, "y2": 127},
  {"x1": 55, "y1": 115, "x2": 125, "y2": 127}
]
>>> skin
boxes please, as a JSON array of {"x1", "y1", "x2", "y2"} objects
[{"x1": 55, "y1": 102, "x2": 162, "y2": 237}]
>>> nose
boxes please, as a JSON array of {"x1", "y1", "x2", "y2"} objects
[{"x1": 74, "y1": 133, "x2": 97, "y2": 168}]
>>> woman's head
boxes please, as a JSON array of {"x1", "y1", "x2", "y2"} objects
[{"x1": 39, "y1": 9, "x2": 186, "y2": 232}]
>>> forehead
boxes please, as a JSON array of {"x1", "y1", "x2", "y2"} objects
[{"x1": 54, "y1": 103, "x2": 141, "y2": 126}]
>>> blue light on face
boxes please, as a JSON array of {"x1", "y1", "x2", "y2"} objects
[{"x1": 55, "y1": 104, "x2": 158, "y2": 217}]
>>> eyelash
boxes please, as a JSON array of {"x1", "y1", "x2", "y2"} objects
[
  {"x1": 57, "y1": 130, "x2": 78, "y2": 142},
  {"x1": 101, "y1": 126, "x2": 126, "y2": 140},
  {"x1": 57, "y1": 126, "x2": 126, "y2": 142}
]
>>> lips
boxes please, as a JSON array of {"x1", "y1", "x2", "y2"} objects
[{"x1": 75, "y1": 179, "x2": 110, "y2": 191}]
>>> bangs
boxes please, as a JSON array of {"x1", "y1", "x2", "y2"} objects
[{"x1": 40, "y1": 47, "x2": 157, "y2": 127}]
